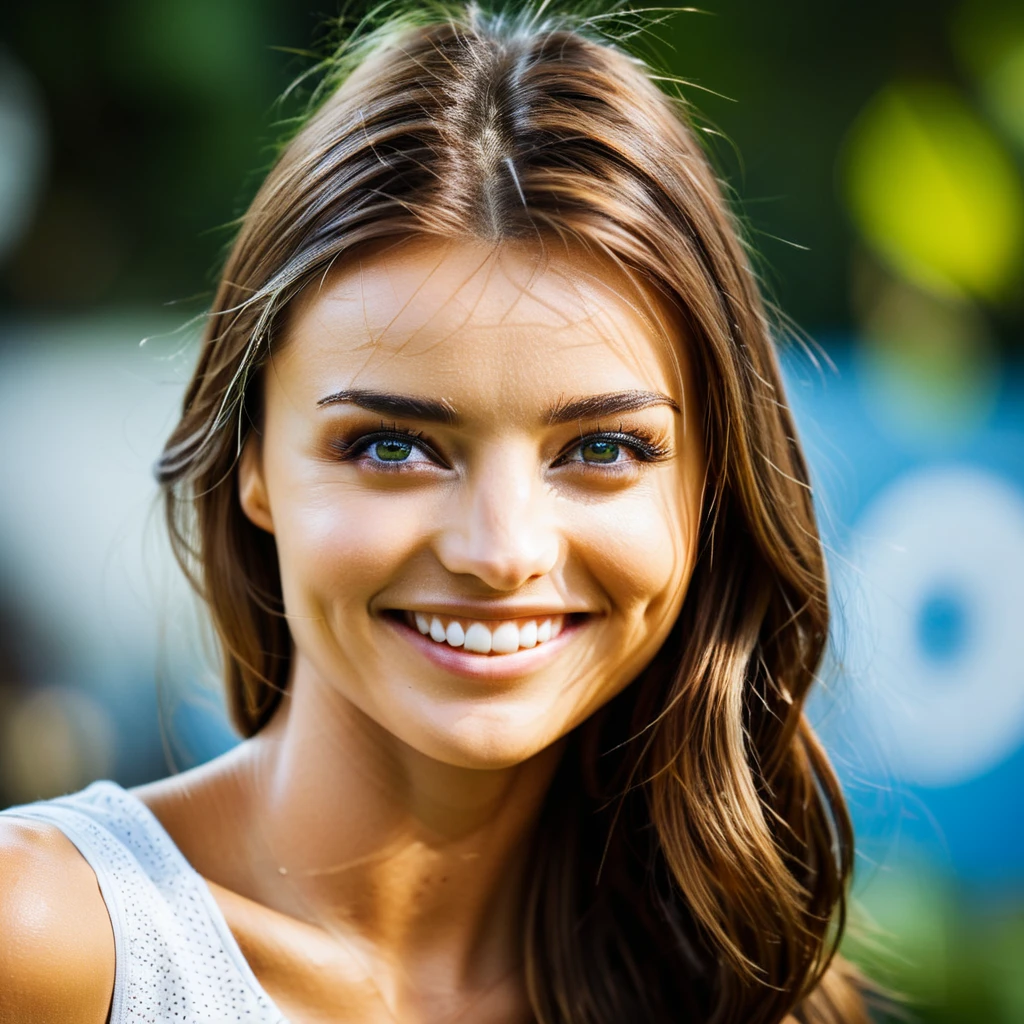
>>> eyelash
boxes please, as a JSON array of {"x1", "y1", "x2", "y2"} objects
[
  {"x1": 327, "y1": 425, "x2": 436, "y2": 466},
  {"x1": 554, "y1": 426, "x2": 672, "y2": 467},
  {"x1": 327, "y1": 423, "x2": 672, "y2": 470}
]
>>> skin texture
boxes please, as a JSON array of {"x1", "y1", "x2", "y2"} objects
[
  {"x1": 0, "y1": 820, "x2": 115, "y2": 1024},
  {"x1": 0, "y1": 239, "x2": 705, "y2": 1023}
]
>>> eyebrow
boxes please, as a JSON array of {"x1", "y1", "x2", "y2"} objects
[
  {"x1": 546, "y1": 389, "x2": 679, "y2": 424},
  {"x1": 316, "y1": 388, "x2": 458, "y2": 424},
  {"x1": 315, "y1": 387, "x2": 678, "y2": 425}
]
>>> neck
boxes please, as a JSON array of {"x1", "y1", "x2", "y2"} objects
[{"x1": 212, "y1": 655, "x2": 565, "y2": 991}]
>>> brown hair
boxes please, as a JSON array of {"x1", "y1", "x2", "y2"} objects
[{"x1": 157, "y1": 5, "x2": 869, "y2": 1022}]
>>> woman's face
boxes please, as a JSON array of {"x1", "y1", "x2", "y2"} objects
[{"x1": 240, "y1": 238, "x2": 705, "y2": 769}]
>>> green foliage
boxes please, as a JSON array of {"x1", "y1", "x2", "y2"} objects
[
  {"x1": 846, "y1": 866, "x2": 1024, "y2": 1024},
  {"x1": 841, "y1": 81, "x2": 1024, "y2": 304}
]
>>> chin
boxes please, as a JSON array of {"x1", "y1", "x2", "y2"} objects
[{"x1": 409, "y1": 705, "x2": 566, "y2": 771}]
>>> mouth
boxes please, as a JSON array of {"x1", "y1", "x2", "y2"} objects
[
  {"x1": 404, "y1": 610, "x2": 569, "y2": 654},
  {"x1": 383, "y1": 609, "x2": 591, "y2": 679}
]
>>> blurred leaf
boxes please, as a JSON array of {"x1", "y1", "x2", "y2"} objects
[
  {"x1": 846, "y1": 866, "x2": 1024, "y2": 1023},
  {"x1": 952, "y1": 0, "x2": 1024, "y2": 152},
  {"x1": 841, "y1": 81, "x2": 1024, "y2": 304},
  {"x1": 108, "y1": 0, "x2": 264, "y2": 99}
]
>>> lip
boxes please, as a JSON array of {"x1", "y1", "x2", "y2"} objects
[
  {"x1": 396, "y1": 602, "x2": 591, "y2": 621},
  {"x1": 384, "y1": 611, "x2": 589, "y2": 681}
]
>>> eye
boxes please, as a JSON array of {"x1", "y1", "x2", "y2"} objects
[
  {"x1": 556, "y1": 430, "x2": 670, "y2": 468},
  {"x1": 359, "y1": 433, "x2": 438, "y2": 466},
  {"x1": 579, "y1": 439, "x2": 622, "y2": 464},
  {"x1": 367, "y1": 438, "x2": 417, "y2": 462},
  {"x1": 328, "y1": 428, "x2": 443, "y2": 468}
]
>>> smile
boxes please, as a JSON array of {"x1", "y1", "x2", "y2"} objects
[
  {"x1": 406, "y1": 612, "x2": 565, "y2": 654},
  {"x1": 386, "y1": 609, "x2": 587, "y2": 681}
]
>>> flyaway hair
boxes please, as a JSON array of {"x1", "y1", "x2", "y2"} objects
[{"x1": 156, "y1": 3, "x2": 872, "y2": 1021}]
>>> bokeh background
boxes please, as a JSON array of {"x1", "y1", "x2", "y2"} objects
[{"x1": 1, "y1": 2, "x2": 1023, "y2": 1020}]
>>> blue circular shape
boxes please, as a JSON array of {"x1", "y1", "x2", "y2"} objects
[{"x1": 916, "y1": 588, "x2": 971, "y2": 664}]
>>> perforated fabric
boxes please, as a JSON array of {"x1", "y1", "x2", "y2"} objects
[{"x1": 1, "y1": 780, "x2": 288, "y2": 1023}]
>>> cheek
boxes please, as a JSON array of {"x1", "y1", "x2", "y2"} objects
[
  {"x1": 572, "y1": 478, "x2": 696, "y2": 629},
  {"x1": 269, "y1": 477, "x2": 435, "y2": 612}
]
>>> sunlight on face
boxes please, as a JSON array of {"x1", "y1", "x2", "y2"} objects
[{"x1": 240, "y1": 237, "x2": 705, "y2": 769}]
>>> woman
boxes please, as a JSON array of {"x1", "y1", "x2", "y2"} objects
[{"x1": 0, "y1": 4, "x2": 870, "y2": 1022}]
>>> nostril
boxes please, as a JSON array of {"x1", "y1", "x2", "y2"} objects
[{"x1": 433, "y1": 510, "x2": 560, "y2": 591}]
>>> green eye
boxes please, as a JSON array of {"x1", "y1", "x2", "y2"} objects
[
  {"x1": 372, "y1": 439, "x2": 413, "y2": 461},
  {"x1": 580, "y1": 440, "x2": 620, "y2": 463}
]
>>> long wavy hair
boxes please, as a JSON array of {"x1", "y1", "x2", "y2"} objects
[{"x1": 156, "y1": 4, "x2": 869, "y2": 1022}]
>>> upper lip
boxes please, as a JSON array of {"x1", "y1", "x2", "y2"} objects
[{"x1": 384, "y1": 603, "x2": 594, "y2": 620}]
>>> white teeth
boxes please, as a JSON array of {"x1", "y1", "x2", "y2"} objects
[
  {"x1": 463, "y1": 622, "x2": 493, "y2": 654},
  {"x1": 490, "y1": 622, "x2": 520, "y2": 654},
  {"x1": 409, "y1": 613, "x2": 568, "y2": 655}
]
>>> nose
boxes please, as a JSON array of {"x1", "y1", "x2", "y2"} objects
[{"x1": 435, "y1": 449, "x2": 560, "y2": 591}]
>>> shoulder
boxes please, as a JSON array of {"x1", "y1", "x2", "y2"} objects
[{"x1": 0, "y1": 815, "x2": 115, "y2": 1024}]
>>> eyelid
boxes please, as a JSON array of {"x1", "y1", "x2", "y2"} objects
[
  {"x1": 555, "y1": 428, "x2": 673, "y2": 465},
  {"x1": 328, "y1": 426, "x2": 448, "y2": 467}
]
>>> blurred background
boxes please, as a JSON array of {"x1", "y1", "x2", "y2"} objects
[{"x1": 0, "y1": 1, "x2": 1022, "y2": 1020}]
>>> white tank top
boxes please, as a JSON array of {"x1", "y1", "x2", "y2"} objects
[{"x1": 1, "y1": 780, "x2": 288, "y2": 1023}]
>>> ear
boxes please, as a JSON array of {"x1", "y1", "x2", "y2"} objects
[{"x1": 238, "y1": 433, "x2": 275, "y2": 534}]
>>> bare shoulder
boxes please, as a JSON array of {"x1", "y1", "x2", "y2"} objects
[{"x1": 0, "y1": 815, "x2": 115, "y2": 1024}]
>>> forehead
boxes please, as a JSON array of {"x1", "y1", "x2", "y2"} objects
[{"x1": 276, "y1": 237, "x2": 689, "y2": 413}]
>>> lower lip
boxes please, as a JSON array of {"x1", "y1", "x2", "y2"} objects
[{"x1": 385, "y1": 614, "x2": 588, "y2": 681}]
